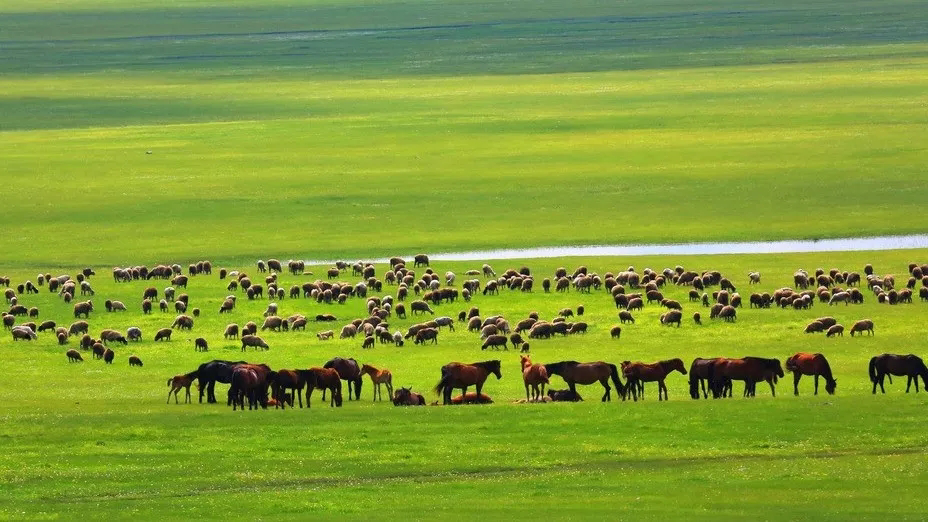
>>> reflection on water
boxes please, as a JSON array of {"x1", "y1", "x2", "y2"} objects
[{"x1": 305, "y1": 234, "x2": 928, "y2": 265}]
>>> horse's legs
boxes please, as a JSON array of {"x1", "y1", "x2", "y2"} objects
[
  {"x1": 306, "y1": 387, "x2": 313, "y2": 408},
  {"x1": 813, "y1": 375, "x2": 819, "y2": 395},
  {"x1": 524, "y1": 383, "x2": 530, "y2": 401},
  {"x1": 701, "y1": 379, "x2": 707, "y2": 399},
  {"x1": 185, "y1": 386, "x2": 191, "y2": 404},
  {"x1": 793, "y1": 373, "x2": 801, "y2": 396},
  {"x1": 659, "y1": 379, "x2": 667, "y2": 401},
  {"x1": 906, "y1": 376, "x2": 912, "y2": 393},
  {"x1": 167, "y1": 388, "x2": 173, "y2": 404},
  {"x1": 600, "y1": 378, "x2": 611, "y2": 402}
]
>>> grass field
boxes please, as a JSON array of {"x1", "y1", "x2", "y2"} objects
[{"x1": 3, "y1": 0, "x2": 928, "y2": 519}]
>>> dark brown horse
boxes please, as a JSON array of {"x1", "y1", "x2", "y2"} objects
[
  {"x1": 543, "y1": 361, "x2": 625, "y2": 402},
  {"x1": 300, "y1": 368, "x2": 343, "y2": 407},
  {"x1": 392, "y1": 387, "x2": 426, "y2": 406},
  {"x1": 869, "y1": 354, "x2": 928, "y2": 394},
  {"x1": 433, "y1": 360, "x2": 501, "y2": 405},
  {"x1": 709, "y1": 357, "x2": 783, "y2": 398},
  {"x1": 323, "y1": 357, "x2": 363, "y2": 401},
  {"x1": 229, "y1": 364, "x2": 271, "y2": 411},
  {"x1": 689, "y1": 357, "x2": 726, "y2": 399},
  {"x1": 785, "y1": 353, "x2": 837, "y2": 395},
  {"x1": 270, "y1": 369, "x2": 308, "y2": 408},
  {"x1": 622, "y1": 358, "x2": 687, "y2": 401}
]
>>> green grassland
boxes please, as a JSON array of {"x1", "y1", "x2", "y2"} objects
[
  {"x1": 2, "y1": 0, "x2": 928, "y2": 266},
  {"x1": 2, "y1": 250, "x2": 928, "y2": 519},
  {"x1": 3, "y1": 0, "x2": 928, "y2": 518}
]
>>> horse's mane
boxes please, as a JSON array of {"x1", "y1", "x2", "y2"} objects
[
  {"x1": 743, "y1": 356, "x2": 780, "y2": 369},
  {"x1": 471, "y1": 360, "x2": 501, "y2": 370},
  {"x1": 544, "y1": 360, "x2": 579, "y2": 374}
]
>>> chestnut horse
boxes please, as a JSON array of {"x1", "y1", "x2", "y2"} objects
[
  {"x1": 167, "y1": 371, "x2": 198, "y2": 404},
  {"x1": 688, "y1": 357, "x2": 726, "y2": 399},
  {"x1": 434, "y1": 360, "x2": 502, "y2": 405},
  {"x1": 869, "y1": 354, "x2": 928, "y2": 394},
  {"x1": 300, "y1": 368, "x2": 343, "y2": 407},
  {"x1": 543, "y1": 361, "x2": 625, "y2": 402},
  {"x1": 520, "y1": 355, "x2": 549, "y2": 401},
  {"x1": 709, "y1": 357, "x2": 783, "y2": 398},
  {"x1": 392, "y1": 387, "x2": 426, "y2": 406},
  {"x1": 323, "y1": 357, "x2": 363, "y2": 401},
  {"x1": 622, "y1": 358, "x2": 687, "y2": 401},
  {"x1": 785, "y1": 353, "x2": 837, "y2": 395},
  {"x1": 360, "y1": 364, "x2": 393, "y2": 402}
]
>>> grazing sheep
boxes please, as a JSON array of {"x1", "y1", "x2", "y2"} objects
[
  {"x1": 718, "y1": 305, "x2": 737, "y2": 322},
  {"x1": 73, "y1": 300, "x2": 93, "y2": 318},
  {"x1": 362, "y1": 336, "x2": 375, "y2": 349},
  {"x1": 410, "y1": 300, "x2": 434, "y2": 315},
  {"x1": 66, "y1": 349, "x2": 83, "y2": 362},
  {"x1": 392, "y1": 331, "x2": 404, "y2": 346},
  {"x1": 58, "y1": 332, "x2": 68, "y2": 345},
  {"x1": 100, "y1": 329, "x2": 128, "y2": 345},
  {"x1": 618, "y1": 311, "x2": 635, "y2": 324},
  {"x1": 195, "y1": 338, "x2": 209, "y2": 352},
  {"x1": 434, "y1": 316, "x2": 455, "y2": 331},
  {"x1": 127, "y1": 327, "x2": 142, "y2": 341},
  {"x1": 38, "y1": 320, "x2": 56, "y2": 332},
  {"x1": 290, "y1": 318, "x2": 307, "y2": 331},
  {"x1": 316, "y1": 330, "x2": 334, "y2": 340},
  {"x1": 414, "y1": 254, "x2": 430, "y2": 267},
  {"x1": 610, "y1": 325, "x2": 622, "y2": 339},
  {"x1": 520, "y1": 342, "x2": 530, "y2": 353},
  {"x1": 154, "y1": 328, "x2": 173, "y2": 342},
  {"x1": 481, "y1": 334, "x2": 508, "y2": 350},
  {"x1": 748, "y1": 272, "x2": 761, "y2": 284},
  {"x1": 142, "y1": 299, "x2": 153, "y2": 314},
  {"x1": 829, "y1": 292, "x2": 850, "y2": 306},
  {"x1": 626, "y1": 298, "x2": 643, "y2": 311},
  {"x1": 826, "y1": 324, "x2": 844, "y2": 337},
  {"x1": 92, "y1": 343, "x2": 105, "y2": 359},
  {"x1": 340, "y1": 324, "x2": 358, "y2": 339},
  {"x1": 129, "y1": 355, "x2": 143, "y2": 367},
  {"x1": 660, "y1": 310, "x2": 683, "y2": 327},
  {"x1": 693, "y1": 312, "x2": 701, "y2": 325},
  {"x1": 159, "y1": 299, "x2": 168, "y2": 313},
  {"x1": 103, "y1": 348, "x2": 114, "y2": 364},
  {"x1": 68, "y1": 321, "x2": 89, "y2": 337},
  {"x1": 568, "y1": 322, "x2": 588, "y2": 334},
  {"x1": 849, "y1": 319, "x2": 874, "y2": 337},
  {"x1": 814, "y1": 316, "x2": 838, "y2": 329},
  {"x1": 172, "y1": 315, "x2": 194, "y2": 330},
  {"x1": 241, "y1": 334, "x2": 269, "y2": 351},
  {"x1": 261, "y1": 316, "x2": 287, "y2": 332},
  {"x1": 414, "y1": 327, "x2": 439, "y2": 345}
]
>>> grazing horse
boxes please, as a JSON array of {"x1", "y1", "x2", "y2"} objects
[
  {"x1": 228, "y1": 364, "x2": 271, "y2": 410},
  {"x1": 869, "y1": 354, "x2": 928, "y2": 394},
  {"x1": 360, "y1": 364, "x2": 393, "y2": 402},
  {"x1": 434, "y1": 360, "x2": 502, "y2": 405},
  {"x1": 392, "y1": 387, "x2": 426, "y2": 406},
  {"x1": 323, "y1": 357, "x2": 363, "y2": 401},
  {"x1": 688, "y1": 357, "x2": 726, "y2": 399},
  {"x1": 301, "y1": 368, "x2": 343, "y2": 407},
  {"x1": 785, "y1": 353, "x2": 837, "y2": 395},
  {"x1": 270, "y1": 369, "x2": 308, "y2": 408},
  {"x1": 709, "y1": 357, "x2": 783, "y2": 398},
  {"x1": 543, "y1": 361, "x2": 625, "y2": 402},
  {"x1": 195, "y1": 359, "x2": 247, "y2": 404},
  {"x1": 167, "y1": 371, "x2": 198, "y2": 404},
  {"x1": 520, "y1": 355, "x2": 549, "y2": 401},
  {"x1": 622, "y1": 358, "x2": 687, "y2": 401}
]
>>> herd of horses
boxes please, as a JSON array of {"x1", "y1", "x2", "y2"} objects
[{"x1": 167, "y1": 351, "x2": 928, "y2": 409}]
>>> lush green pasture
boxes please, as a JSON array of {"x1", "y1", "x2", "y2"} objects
[
  {"x1": 2, "y1": 250, "x2": 928, "y2": 519},
  {"x1": 2, "y1": 0, "x2": 928, "y2": 266}
]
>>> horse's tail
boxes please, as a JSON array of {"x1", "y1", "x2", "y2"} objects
[
  {"x1": 868, "y1": 356, "x2": 879, "y2": 383},
  {"x1": 608, "y1": 363, "x2": 625, "y2": 398},
  {"x1": 434, "y1": 370, "x2": 450, "y2": 395},
  {"x1": 167, "y1": 377, "x2": 173, "y2": 387}
]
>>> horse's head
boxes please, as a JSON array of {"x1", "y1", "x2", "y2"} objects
[
  {"x1": 520, "y1": 355, "x2": 531, "y2": 368},
  {"x1": 825, "y1": 379, "x2": 837, "y2": 395},
  {"x1": 489, "y1": 360, "x2": 502, "y2": 379},
  {"x1": 673, "y1": 358, "x2": 687, "y2": 375}
]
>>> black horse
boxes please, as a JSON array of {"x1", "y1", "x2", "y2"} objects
[
  {"x1": 870, "y1": 354, "x2": 928, "y2": 393},
  {"x1": 323, "y1": 357, "x2": 363, "y2": 401},
  {"x1": 196, "y1": 360, "x2": 247, "y2": 403}
]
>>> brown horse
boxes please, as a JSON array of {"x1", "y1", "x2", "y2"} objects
[
  {"x1": 323, "y1": 357, "x2": 363, "y2": 401},
  {"x1": 709, "y1": 357, "x2": 783, "y2": 398},
  {"x1": 785, "y1": 353, "x2": 837, "y2": 395},
  {"x1": 392, "y1": 387, "x2": 426, "y2": 406},
  {"x1": 301, "y1": 368, "x2": 343, "y2": 407},
  {"x1": 688, "y1": 357, "x2": 726, "y2": 399},
  {"x1": 543, "y1": 361, "x2": 625, "y2": 402},
  {"x1": 434, "y1": 360, "x2": 502, "y2": 405},
  {"x1": 622, "y1": 358, "x2": 687, "y2": 401},
  {"x1": 167, "y1": 371, "x2": 197, "y2": 404},
  {"x1": 360, "y1": 364, "x2": 393, "y2": 402},
  {"x1": 229, "y1": 364, "x2": 270, "y2": 411},
  {"x1": 270, "y1": 369, "x2": 308, "y2": 408},
  {"x1": 869, "y1": 354, "x2": 928, "y2": 394},
  {"x1": 520, "y1": 355, "x2": 549, "y2": 401}
]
